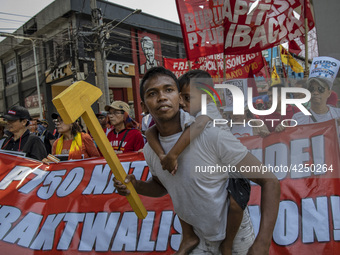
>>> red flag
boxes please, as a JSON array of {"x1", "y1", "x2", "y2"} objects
[
  {"x1": 299, "y1": 0, "x2": 315, "y2": 45},
  {"x1": 255, "y1": 67, "x2": 266, "y2": 78},
  {"x1": 262, "y1": 56, "x2": 271, "y2": 82},
  {"x1": 288, "y1": 40, "x2": 302, "y2": 55},
  {"x1": 303, "y1": 0, "x2": 315, "y2": 30},
  {"x1": 255, "y1": 57, "x2": 271, "y2": 84},
  {"x1": 248, "y1": 66, "x2": 259, "y2": 97}
]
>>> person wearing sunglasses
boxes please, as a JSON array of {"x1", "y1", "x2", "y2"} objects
[
  {"x1": 47, "y1": 113, "x2": 100, "y2": 161},
  {"x1": 105, "y1": 101, "x2": 144, "y2": 154},
  {"x1": 291, "y1": 56, "x2": 340, "y2": 126}
]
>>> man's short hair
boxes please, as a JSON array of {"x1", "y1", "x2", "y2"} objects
[
  {"x1": 140, "y1": 67, "x2": 179, "y2": 102},
  {"x1": 178, "y1": 70, "x2": 214, "y2": 91}
]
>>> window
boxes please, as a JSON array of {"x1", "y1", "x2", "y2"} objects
[
  {"x1": 20, "y1": 50, "x2": 35, "y2": 78},
  {"x1": 5, "y1": 58, "x2": 17, "y2": 86}
]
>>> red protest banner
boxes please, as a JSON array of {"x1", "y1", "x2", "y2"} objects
[
  {"x1": 175, "y1": 0, "x2": 225, "y2": 60},
  {"x1": 176, "y1": 0, "x2": 305, "y2": 59},
  {"x1": 164, "y1": 53, "x2": 264, "y2": 79},
  {"x1": 241, "y1": 120, "x2": 340, "y2": 254},
  {"x1": 0, "y1": 120, "x2": 339, "y2": 254},
  {"x1": 163, "y1": 57, "x2": 191, "y2": 78}
]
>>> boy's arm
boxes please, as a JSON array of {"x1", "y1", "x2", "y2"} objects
[
  {"x1": 161, "y1": 115, "x2": 211, "y2": 173},
  {"x1": 145, "y1": 125, "x2": 165, "y2": 159}
]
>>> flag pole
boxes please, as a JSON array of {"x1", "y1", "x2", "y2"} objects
[
  {"x1": 223, "y1": 54, "x2": 226, "y2": 82},
  {"x1": 270, "y1": 47, "x2": 274, "y2": 76},
  {"x1": 215, "y1": 54, "x2": 221, "y2": 84},
  {"x1": 286, "y1": 44, "x2": 290, "y2": 81},
  {"x1": 304, "y1": 0, "x2": 309, "y2": 77},
  {"x1": 270, "y1": 47, "x2": 274, "y2": 86},
  {"x1": 279, "y1": 46, "x2": 288, "y2": 84}
]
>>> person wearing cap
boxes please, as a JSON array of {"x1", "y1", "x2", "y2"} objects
[
  {"x1": 293, "y1": 79, "x2": 311, "y2": 109},
  {"x1": 291, "y1": 56, "x2": 340, "y2": 126},
  {"x1": 95, "y1": 111, "x2": 111, "y2": 135},
  {"x1": 37, "y1": 119, "x2": 55, "y2": 154},
  {"x1": 255, "y1": 98, "x2": 266, "y2": 110},
  {"x1": 29, "y1": 119, "x2": 39, "y2": 135},
  {"x1": 1, "y1": 105, "x2": 47, "y2": 160},
  {"x1": 105, "y1": 101, "x2": 144, "y2": 154},
  {"x1": 48, "y1": 112, "x2": 100, "y2": 160}
]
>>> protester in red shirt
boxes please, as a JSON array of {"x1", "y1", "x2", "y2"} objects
[
  {"x1": 105, "y1": 101, "x2": 144, "y2": 154},
  {"x1": 261, "y1": 84, "x2": 300, "y2": 132}
]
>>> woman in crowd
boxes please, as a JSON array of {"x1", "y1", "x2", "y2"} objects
[{"x1": 50, "y1": 112, "x2": 99, "y2": 160}]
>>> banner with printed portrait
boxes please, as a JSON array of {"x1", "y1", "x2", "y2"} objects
[{"x1": 138, "y1": 31, "x2": 162, "y2": 75}]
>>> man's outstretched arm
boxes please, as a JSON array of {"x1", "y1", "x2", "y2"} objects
[
  {"x1": 236, "y1": 152, "x2": 281, "y2": 255},
  {"x1": 114, "y1": 174, "x2": 168, "y2": 198}
]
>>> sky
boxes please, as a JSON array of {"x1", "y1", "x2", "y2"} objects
[{"x1": 0, "y1": 0, "x2": 179, "y2": 36}]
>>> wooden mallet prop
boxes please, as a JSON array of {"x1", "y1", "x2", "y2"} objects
[{"x1": 52, "y1": 81, "x2": 147, "y2": 219}]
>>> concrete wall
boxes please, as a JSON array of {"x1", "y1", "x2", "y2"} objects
[{"x1": 313, "y1": 0, "x2": 340, "y2": 60}]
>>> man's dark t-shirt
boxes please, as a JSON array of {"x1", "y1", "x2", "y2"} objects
[{"x1": 1, "y1": 129, "x2": 47, "y2": 160}]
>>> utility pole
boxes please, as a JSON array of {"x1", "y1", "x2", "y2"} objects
[
  {"x1": 90, "y1": 0, "x2": 110, "y2": 110},
  {"x1": 89, "y1": 1, "x2": 141, "y2": 110}
]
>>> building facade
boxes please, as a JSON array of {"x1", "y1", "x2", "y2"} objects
[{"x1": 0, "y1": 0, "x2": 185, "y2": 124}]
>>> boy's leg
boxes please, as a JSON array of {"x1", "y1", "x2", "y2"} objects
[
  {"x1": 231, "y1": 208, "x2": 255, "y2": 254},
  {"x1": 220, "y1": 196, "x2": 243, "y2": 255},
  {"x1": 175, "y1": 217, "x2": 200, "y2": 255},
  {"x1": 220, "y1": 176, "x2": 251, "y2": 255}
]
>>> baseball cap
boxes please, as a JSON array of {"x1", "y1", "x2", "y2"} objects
[
  {"x1": 307, "y1": 56, "x2": 340, "y2": 89},
  {"x1": 105, "y1": 101, "x2": 130, "y2": 114},
  {"x1": 4, "y1": 106, "x2": 31, "y2": 121},
  {"x1": 96, "y1": 111, "x2": 108, "y2": 117},
  {"x1": 255, "y1": 99, "x2": 264, "y2": 105}
]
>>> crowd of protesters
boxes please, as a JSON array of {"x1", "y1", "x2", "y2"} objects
[
  {"x1": 0, "y1": 55, "x2": 339, "y2": 255},
  {"x1": 0, "y1": 101, "x2": 145, "y2": 162}
]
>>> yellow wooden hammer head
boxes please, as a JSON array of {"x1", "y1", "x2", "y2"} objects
[{"x1": 52, "y1": 81, "x2": 102, "y2": 124}]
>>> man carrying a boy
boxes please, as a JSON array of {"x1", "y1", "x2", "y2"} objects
[{"x1": 114, "y1": 67, "x2": 280, "y2": 255}]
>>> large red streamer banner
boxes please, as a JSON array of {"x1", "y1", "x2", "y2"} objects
[
  {"x1": 164, "y1": 52, "x2": 264, "y2": 79},
  {"x1": 0, "y1": 121, "x2": 339, "y2": 254},
  {"x1": 176, "y1": 0, "x2": 306, "y2": 59}
]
